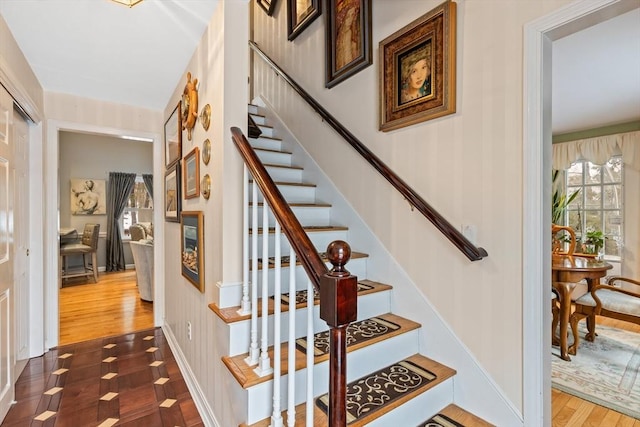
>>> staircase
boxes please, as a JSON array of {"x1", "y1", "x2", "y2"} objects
[{"x1": 209, "y1": 103, "x2": 494, "y2": 426}]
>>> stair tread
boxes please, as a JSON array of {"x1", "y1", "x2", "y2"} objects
[
  {"x1": 209, "y1": 279, "x2": 391, "y2": 324},
  {"x1": 253, "y1": 146, "x2": 291, "y2": 155},
  {"x1": 421, "y1": 404, "x2": 495, "y2": 427},
  {"x1": 249, "y1": 112, "x2": 265, "y2": 118},
  {"x1": 249, "y1": 134, "x2": 282, "y2": 141},
  {"x1": 263, "y1": 163, "x2": 303, "y2": 170},
  {"x1": 250, "y1": 202, "x2": 331, "y2": 207},
  {"x1": 249, "y1": 180, "x2": 316, "y2": 188},
  {"x1": 249, "y1": 225, "x2": 348, "y2": 235},
  {"x1": 242, "y1": 354, "x2": 456, "y2": 427},
  {"x1": 252, "y1": 251, "x2": 368, "y2": 271},
  {"x1": 224, "y1": 313, "x2": 421, "y2": 389}
]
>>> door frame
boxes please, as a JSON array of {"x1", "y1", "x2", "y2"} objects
[
  {"x1": 44, "y1": 120, "x2": 164, "y2": 350},
  {"x1": 522, "y1": 0, "x2": 636, "y2": 424}
]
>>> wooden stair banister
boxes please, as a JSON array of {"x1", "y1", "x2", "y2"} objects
[
  {"x1": 249, "y1": 40, "x2": 488, "y2": 262},
  {"x1": 232, "y1": 126, "x2": 356, "y2": 427}
]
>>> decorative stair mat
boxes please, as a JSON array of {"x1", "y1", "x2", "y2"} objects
[
  {"x1": 275, "y1": 282, "x2": 374, "y2": 306},
  {"x1": 315, "y1": 359, "x2": 437, "y2": 424},
  {"x1": 418, "y1": 414, "x2": 465, "y2": 427},
  {"x1": 296, "y1": 317, "x2": 401, "y2": 356},
  {"x1": 258, "y1": 252, "x2": 327, "y2": 267}
]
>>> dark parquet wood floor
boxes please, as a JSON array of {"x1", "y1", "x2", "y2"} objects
[{"x1": 2, "y1": 328, "x2": 203, "y2": 427}]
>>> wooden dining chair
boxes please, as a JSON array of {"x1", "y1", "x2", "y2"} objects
[
  {"x1": 59, "y1": 223, "x2": 101, "y2": 284},
  {"x1": 569, "y1": 276, "x2": 640, "y2": 355}
]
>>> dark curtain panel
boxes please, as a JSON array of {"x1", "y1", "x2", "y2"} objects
[
  {"x1": 142, "y1": 174, "x2": 153, "y2": 201},
  {"x1": 106, "y1": 172, "x2": 136, "y2": 271}
]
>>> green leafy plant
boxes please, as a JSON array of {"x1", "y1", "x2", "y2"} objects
[
  {"x1": 583, "y1": 229, "x2": 606, "y2": 254},
  {"x1": 552, "y1": 170, "x2": 580, "y2": 225}
]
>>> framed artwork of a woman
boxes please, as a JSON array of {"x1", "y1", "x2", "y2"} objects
[
  {"x1": 379, "y1": 0, "x2": 457, "y2": 131},
  {"x1": 325, "y1": 0, "x2": 372, "y2": 88}
]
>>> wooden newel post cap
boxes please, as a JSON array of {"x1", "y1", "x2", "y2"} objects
[{"x1": 320, "y1": 241, "x2": 358, "y2": 327}]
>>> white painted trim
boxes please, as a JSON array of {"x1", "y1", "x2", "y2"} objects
[
  {"x1": 162, "y1": 324, "x2": 219, "y2": 427},
  {"x1": 0, "y1": 56, "x2": 43, "y2": 123},
  {"x1": 522, "y1": 1, "x2": 631, "y2": 425},
  {"x1": 44, "y1": 119, "x2": 162, "y2": 350},
  {"x1": 215, "y1": 280, "x2": 243, "y2": 309}
]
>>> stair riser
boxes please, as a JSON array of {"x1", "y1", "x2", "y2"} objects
[
  {"x1": 257, "y1": 125, "x2": 276, "y2": 137},
  {"x1": 249, "y1": 182, "x2": 316, "y2": 204},
  {"x1": 227, "y1": 290, "x2": 392, "y2": 356},
  {"x1": 249, "y1": 114, "x2": 267, "y2": 126},
  {"x1": 249, "y1": 136, "x2": 282, "y2": 151},
  {"x1": 255, "y1": 149, "x2": 291, "y2": 166},
  {"x1": 248, "y1": 229, "x2": 350, "y2": 259},
  {"x1": 244, "y1": 330, "x2": 421, "y2": 425},
  {"x1": 249, "y1": 205, "x2": 331, "y2": 227},
  {"x1": 264, "y1": 166, "x2": 303, "y2": 183},
  {"x1": 250, "y1": 257, "x2": 368, "y2": 296},
  {"x1": 248, "y1": 104, "x2": 260, "y2": 115}
]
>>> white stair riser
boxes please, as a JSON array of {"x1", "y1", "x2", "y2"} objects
[
  {"x1": 244, "y1": 331, "x2": 421, "y2": 424},
  {"x1": 367, "y1": 380, "x2": 454, "y2": 427},
  {"x1": 249, "y1": 205, "x2": 331, "y2": 227},
  {"x1": 264, "y1": 165, "x2": 303, "y2": 183},
  {"x1": 255, "y1": 149, "x2": 292, "y2": 166},
  {"x1": 251, "y1": 257, "x2": 368, "y2": 296},
  {"x1": 248, "y1": 229, "x2": 350, "y2": 259},
  {"x1": 249, "y1": 113, "x2": 267, "y2": 126},
  {"x1": 249, "y1": 182, "x2": 317, "y2": 204},
  {"x1": 248, "y1": 104, "x2": 260, "y2": 115},
  {"x1": 227, "y1": 289, "x2": 392, "y2": 356},
  {"x1": 249, "y1": 136, "x2": 282, "y2": 151},
  {"x1": 257, "y1": 124, "x2": 275, "y2": 137}
]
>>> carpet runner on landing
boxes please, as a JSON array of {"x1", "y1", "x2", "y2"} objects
[
  {"x1": 295, "y1": 316, "x2": 401, "y2": 356},
  {"x1": 315, "y1": 359, "x2": 437, "y2": 424}
]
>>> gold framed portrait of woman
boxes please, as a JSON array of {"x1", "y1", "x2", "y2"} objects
[{"x1": 379, "y1": 0, "x2": 456, "y2": 132}]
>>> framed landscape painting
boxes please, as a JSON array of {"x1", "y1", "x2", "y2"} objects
[{"x1": 183, "y1": 147, "x2": 200, "y2": 199}]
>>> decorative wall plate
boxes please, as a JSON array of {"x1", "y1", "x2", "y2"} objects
[
  {"x1": 200, "y1": 104, "x2": 211, "y2": 131},
  {"x1": 201, "y1": 174, "x2": 211, "y2": 200},
  {"x1": 181, "y1": 72, "x2": 198, "y2": 141},
  {"x1": 202, "y1": 139, "x2": 211, "y2": 165}
]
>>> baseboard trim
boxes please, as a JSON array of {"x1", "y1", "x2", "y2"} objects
[{"x1": 162, "y1": 324, "x2": 219, "y2": 427}]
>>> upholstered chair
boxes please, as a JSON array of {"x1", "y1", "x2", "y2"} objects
[
  {"x1": 130, "y1": 240, "x2": 154, "y2": 302},
  {"x1": 59, "y1": 223, "x2": 101, "y2": 284}
]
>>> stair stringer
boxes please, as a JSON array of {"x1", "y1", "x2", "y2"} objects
[{"x1": 252, "y1": 95, "x2": 523, "y2": 426}]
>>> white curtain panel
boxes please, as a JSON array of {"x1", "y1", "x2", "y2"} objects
[{"x1": 553, "y1": 130, "x2": 640, "y2": 170}]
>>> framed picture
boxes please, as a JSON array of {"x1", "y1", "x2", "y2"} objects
[
  {"x1": 181, "y1": 211, "x2": 204, "y2": 292},
  {"x1": 164, "y1": 163, "x2": 181, "y2": 222},
  {"x1": 257, "y1": 0, "x2": 278, "y2": 16},
  {"x1": 165, "y1": 101, "x2": 182, "y2": 168},
  {"x1": 325, "y1": 0, "x2": 372, "y2": 88},
  {"x1": 287, "y1": 0, "x2": 321, "y2": 41},
  {"x1": 379, "y1": 0, "x2": 456, "y2": 132},
  {"x1": 70, "y1": 178, "x2": 106, "y2": 215},
  {"x1": 183, "y1": 147, "x2": 200, "y2": 199}
]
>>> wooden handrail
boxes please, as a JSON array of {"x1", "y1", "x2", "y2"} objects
[
  {"x1": 249, "y1": 40, "x2": 488, "y2": 261},
  {"x1": 232, "y1": 127, "x2": 328, "y2": 289}
]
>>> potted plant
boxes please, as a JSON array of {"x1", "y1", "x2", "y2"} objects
[{"x1": 582, "y1": 229, "x2": 606, "y2": 259}]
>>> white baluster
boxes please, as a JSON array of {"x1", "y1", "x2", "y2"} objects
[
  {"x1": 238, "y1": 166, "x2": 251, "y2": 315},
  {"x1": 270, "y1": 222, "x2": 283, "y2": 427},
  {"x1": 287, "y1": 250, "x2": 297, "y2": 427},
  {"x1": 245, "y1": 173, "x2": 259, "y2": 366},
  {"x1": 255, "y1": 201, "x2": 273, "y2": 376},
  {"x1": 306, "y1": 279, "x2": 314, "y2": 425}
]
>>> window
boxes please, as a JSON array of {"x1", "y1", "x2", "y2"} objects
[
  {"x1": 565, "y1": 157, "x2": 623, "y2": 259},
  {"x1": 121, "y1": 176, "x2": 153, "y2": 238}
]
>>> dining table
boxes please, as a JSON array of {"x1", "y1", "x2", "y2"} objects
[{"x1": 551, "y1": 254, "x2": 612, "y2": 361}]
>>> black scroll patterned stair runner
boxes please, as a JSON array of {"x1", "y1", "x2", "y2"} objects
[
  {"x1": 418, "y1": 413, "x2": 465, "y2": 427},
  {"x1": 295, "y1": 316, "x2": 400, "y2": 356},
  {"x1": 315, "y1": 359, "x2": 437, "y2": 424},
  {"x1": 273, "y1": 281, "x2": 374, "y2": 306}
]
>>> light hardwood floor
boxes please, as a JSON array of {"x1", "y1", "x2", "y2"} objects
[
  {"x1": 59, "y1": 270, "x2": 154, "y2": 345},
  {"x1": 552, "y1": 315, "x2": 640, "y2": 426}
]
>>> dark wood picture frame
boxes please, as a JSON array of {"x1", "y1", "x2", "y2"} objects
[
  {"x1": 257, "y1": 0, "x2": 278, "y2": 16},
  {"x1": 164, "y1": 163, "x2": 181, "y2": 222},
  {"x1": 325, "y1": 0, "x2": 372, "y2": 88},
  {"x1": 379, "y1": 0, "x2": 456, "y2": 132},
  {"x1": 164, "y1": 101, "x2": 182, "y2": 168},
  {"x1": 183, "y1": 147, "x2": 200, "y2": 199},
  {"x1": 287, "y1": 0, "x2": 321, "y2": 41},
  {"x1": 181, "y1": 211, "x2": 204, "y2": 292}
]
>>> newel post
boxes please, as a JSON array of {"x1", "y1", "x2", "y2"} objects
[{"x1": 320, "y1": 240, "x2": 358, "y2": 427}]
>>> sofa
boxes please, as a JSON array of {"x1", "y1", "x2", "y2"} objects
[{"x1": 130, "y1": 239, "x2": 153, "y2": 301}]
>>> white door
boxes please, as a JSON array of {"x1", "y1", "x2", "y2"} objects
[
  {"x1": 0, "y1": 86, "x2": 15, "y2": 419},
  {"x1": 13, "y1": 109, "x2": 29, "y2": 365}
]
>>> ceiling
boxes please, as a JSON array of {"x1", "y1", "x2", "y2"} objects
[
  {"x1": 0, "y1": 1, "x2": 638, "y2": 133},
  {"x1": 0, "y1": 0, "x2": 219, "y2": 111}
]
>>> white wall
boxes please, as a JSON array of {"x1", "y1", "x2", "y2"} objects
[
  {"x1": 252, "y1": 0, "x2": 574, "y2": 413},
  {"x1": 160, "y1": 1, "x2": 249, "y2": 425}
]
